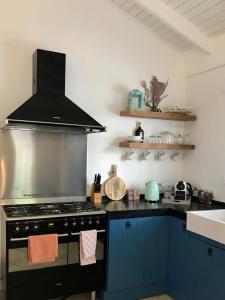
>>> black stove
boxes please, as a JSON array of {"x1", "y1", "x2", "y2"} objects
[
  {"x1": 4, "y1": 201, "x2": 107, "y2": 300},
  {"x1": 3, "y1": 201, "x2": 104, "y2": 219}
]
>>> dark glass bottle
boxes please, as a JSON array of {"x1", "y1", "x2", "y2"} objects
[{"x1": 135, "y1": 122, "x2": 144, "y2": 143}]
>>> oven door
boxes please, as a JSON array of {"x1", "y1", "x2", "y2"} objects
[
  {"x1": 67, "y1": 229, "x2": 106, "y2": 292},
  {"x1": 7, "y1": 234, "x2": 69, "y2": 288}
]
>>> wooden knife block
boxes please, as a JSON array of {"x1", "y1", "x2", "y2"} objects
[{"x1": 91, "y1": 184, "x2": 102, "y2": 204}]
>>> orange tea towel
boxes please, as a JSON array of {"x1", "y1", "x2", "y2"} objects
[
  {"x1": 80, "y1": 230, "x2": 97, "y2": 266},
  {"x1": 28, "y1": 234, "x2": 58, "y2": 264}
]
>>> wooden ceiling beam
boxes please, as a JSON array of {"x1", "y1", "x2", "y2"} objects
[{"x1": 136, "y1": 0, "x2": 213, "y2": 54}]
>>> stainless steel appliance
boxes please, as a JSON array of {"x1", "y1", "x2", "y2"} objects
[{"x1": 2, "y1": 202, "x2": 106, "y2": 300}]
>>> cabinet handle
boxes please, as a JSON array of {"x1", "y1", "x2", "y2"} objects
[
  {"x1": 182, "y1": 223, "x2": 187, "y2": 231},
  {"x1": 125, "y1": 222, "x2": 131, "y2": 230},
  {"x1": 56, "y1": 282, "x2": 63, "y2": 286},
  {"x1": 208, "y1": 247, "x2": 213, "y2": 257}
]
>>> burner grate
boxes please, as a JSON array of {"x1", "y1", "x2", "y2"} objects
[{"x1": 3, "y1": 201, "x2": 102, "y2": 218}]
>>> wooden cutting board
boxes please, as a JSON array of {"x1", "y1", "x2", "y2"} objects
[{"x1": 105, "y1": 165, "x2": 126, "y2": 201}]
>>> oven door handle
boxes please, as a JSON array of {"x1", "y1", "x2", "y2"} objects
[
  {"x1": 10, "y1": 233, "x2": 69, "y2": 242},
  {"x1": 71, "y1": 229, "x2": 105, "y2": 236}
]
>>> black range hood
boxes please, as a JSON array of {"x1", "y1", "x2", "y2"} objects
[{"x1": 2, "y1": 49, "x2": 106, "y2": 133}]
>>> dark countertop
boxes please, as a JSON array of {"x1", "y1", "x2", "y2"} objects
[{"x1": 94, "y1": 197, "x2": 225, "y2": 220}]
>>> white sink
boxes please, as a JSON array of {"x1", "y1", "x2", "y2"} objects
[{"x1": 187, "y1": 210, "x2": 225, "y2": 245}]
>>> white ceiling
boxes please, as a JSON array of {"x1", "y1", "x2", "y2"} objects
[
  {"x1": 110, "y1": 0, "x2": 225, "y2": 51},
  {"x1": 163, "y1": 0, "x2": 225, "y2": 37}
]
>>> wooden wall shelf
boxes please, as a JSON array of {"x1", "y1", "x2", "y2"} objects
[
  {"x1": 119, "y1": 142, "x2": 195, "y2": 150},
  {"x1": 120, "y1": 110, "x2": 197, "y2": 121}
]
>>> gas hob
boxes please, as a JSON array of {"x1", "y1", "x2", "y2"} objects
[{"x1": 3, "y1": 201, "x2": 105, "y2": 220}]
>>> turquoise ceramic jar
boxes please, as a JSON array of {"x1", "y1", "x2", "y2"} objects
[{"x1": 127, "y1": 89, "x2": 144, "y2": 111}]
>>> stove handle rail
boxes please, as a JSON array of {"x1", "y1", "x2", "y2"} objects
[
  {"x1": 9, "y1": 233, "x2": 69, "y2": 242},
  {"x1": 9, "y1": 230, "x2": 106, "y2": 242},
  {"x1": 71, "y1": 229, "x2": 106, "y2": 236}
]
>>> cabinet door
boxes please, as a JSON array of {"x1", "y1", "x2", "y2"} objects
[
  {"x1": 168, "y1": 216, "x2": 191, "y2": 299},
  {"x1": 142, "y1": 216, "x2": 169, "y2": 284},
  {"x1": 185, "y1": 235, "x2": 225, "y2": 300},
  {"x1": 107, "y1": 218, "x2": 144, "y2": 291},
  {"x1": 168, "y1": 217, "x2": 225, "y2": 300}
]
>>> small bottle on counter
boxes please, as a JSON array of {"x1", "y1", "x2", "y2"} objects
[{"x1": 135, "y1": 122, "x2": 144, "y2": 143}]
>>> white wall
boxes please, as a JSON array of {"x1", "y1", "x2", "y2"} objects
[
  {"x1": 0, "y1": 0, "x2": 186, "y2": 195},
  {"x1": 182, "y1": 34, "x2": 225, "y2": 202}
]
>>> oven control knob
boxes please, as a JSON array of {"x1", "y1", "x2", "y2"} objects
[
  {"x1": 25, "y1": 225, "x2": 29, "y2": 231},
  {"x1": 72, "y1": 221, "x2": 76, "y2": 227},
  {"x1": 96, "y1": 219, "x2": 100, "y2": 225},
  {"x1": 81, "y1": 220, "x2": 84, "y2": 226},
  {"x1": 33, "y1": 224, "x2": 39, "y2": 230},
  {"x1": 64, "y1": 222, "x2": 68, "y2": 227},
  {"x1": 88, "y1": 219, "x2": 92, "y2": 225},
  {"x1": 15, "y1": 226, "x2": 20, "y2": 232},
  {"x1": 48, "y1": 222, "x2": 55, "y2": 228}
]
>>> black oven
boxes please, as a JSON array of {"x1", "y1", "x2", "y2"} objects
[{"x1": 4, "y1": 215, "x2": 106, "y2": 300}]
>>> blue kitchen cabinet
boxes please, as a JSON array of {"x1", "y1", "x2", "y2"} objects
[
  {"x1": 142, "y1": 216, "x2": 169, "y2": 285},
  {"x1": 168, "y1": 217, "x2": 225, "y2": 300},
  {"x1": 167, "y1": 217, "x2": 191, "y2": 299},
  {"x1": 101, "y1": 216, "x2": 169, "y2": 300},
  {"x1": 106, "y1": 218, "x2": 144, "y2": 291},
  {"x1": 183, "y1": 234, "x2": 225, "y2": 300}
]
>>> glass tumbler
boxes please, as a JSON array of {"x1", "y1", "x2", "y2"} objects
[
  {"x1": 149, "y1": 136, "x2": 155, "y2": 144},
  {"x1": 155, "y1": 136, "x2": 162, "y2": 144}
]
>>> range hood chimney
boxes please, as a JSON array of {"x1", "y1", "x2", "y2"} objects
[{"x1": 2, "y1": 49, "x2": 106, "y2": 133}]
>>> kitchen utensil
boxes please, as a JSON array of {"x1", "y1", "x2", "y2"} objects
[
  {"x1": 161, "y1": 131, "x2": 170, "y2": 144},
  {"x1": 105, "y1": 165, "x2": 126, "y2": 201},
  {"x1": 91, "y1": 174, "x2": 102, "y2": 203},
  {"x1": 176, "y1": 134, "x2": 183, "y2": 144},
  {"x1": 161, "y1": 131, "x2": 175, "y2": 144},
  {"x1": 142, "y1": 150, "x2": 152, "y2": 160},
  {"x1": 148, "y1": 136, "x2": 155, "y2": 144},
  {"x1": 126, "y1": 149, "x2": 136, "y2": 160},
  {"x1": 183, "y1": 134, "x2": 191, "y2": 144},
  {"x1": 155, "y1": 136, "x2": 162, "y2": 144},
  {"x1": 156, "y1": 150, "x2": 167, "y2": 161},
  {"x1": 96, "y1": 174, "x2": 101, "y2": 184},
  {"x1": 93, "y1": 174, "x2": 101, "y2": 192},
  {"x1": 145, "y1": 180, "x2": 159, "y2": 202},
  {"x1": 171, "y1": 151, "x2": 181, "y2": 161}
]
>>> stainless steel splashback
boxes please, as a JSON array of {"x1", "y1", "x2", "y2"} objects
[{"x1": 0, "y1": 129, "x2": 87, "y2": 199}]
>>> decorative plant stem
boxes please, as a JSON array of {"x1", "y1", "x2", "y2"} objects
[{"x1": 141, "y1": 76, "x2": 168, "y2": 112}]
